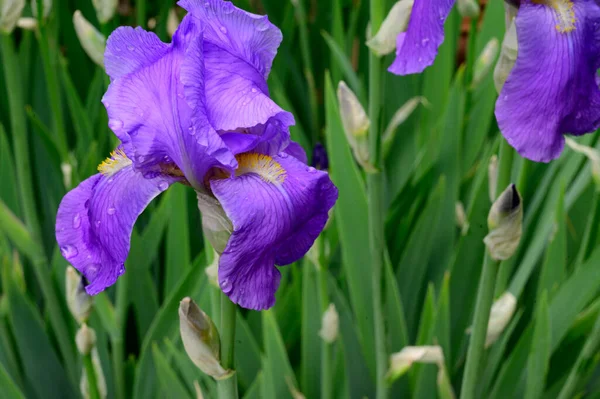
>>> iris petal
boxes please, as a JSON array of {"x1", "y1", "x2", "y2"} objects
[
  {"x1": 210, "y1": 153, "x2": 337, "y2": 310},
  {"x1": 55, "y1": 165, "x2": 177, "y2": 295},
  {"x1": 388, "y1": 0, "x2": 456, "y2": 75},
  {"x1": 495, "y1": 1, "x2": 600, "y2": 162}
]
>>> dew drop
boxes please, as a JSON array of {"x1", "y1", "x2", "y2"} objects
[
  {"x1": 107, "y1": 206, "x2": 116, "y2": 215},
  {"x1": 188, "y1": 126, "x2": 196, "y2": 135},
  {"x1": 107, "y1": 178, "x2": 114, "y2": 183},
  {"x1": 95, "y1": 220, "x2": 101, "y2": 228},
  {"x1": 72, "y1": 213, "x2": 82, "y2": 229},
  {"x1": 221, "y1": 279, "x2": 232, "y2": 293},
  {"x1": 118, "y1": 264, "x2": 125, "y2": 274},
  {"x1": 307, "y1": 167, "x2": 317, "y2": 173},
  {"x1": 87, "y1": 264, "x2": 99, "y2": 279},
  {"x1": 418, "y1": 57, "x2": 423, "y2": 62},
  {"x1": 421, "y1": 38, "x2": 430, "y2": 45},
  {"x1": 279, "y1": 152, "x2": 288, "y2": 159},
  {"x1": 158, "y1": 181, "x2": 169, "y2": 191},
  {"x1": 576, "y1": 112, "x2": 582, "y2": 119},
  {"x1": 242, "y1": 100, "x2": 249, "y2": 106},
  {"x1": 220, "y1": 26, "x2": 227, "y2": 34},
  {"x1": 137, "y1": 155, "x2": 146, "y2": 163},
  {"x1": 251, "y1": 87, "x2": 258, "y2": 93},
  {"x1": 108, "y1": 119, "x2": 123, "y2": 130},
  {"x1": 60, "y1": 245, "x2": 78, "y2": 259},
  {"x1": 177, "y1": 92, "x2": 185, "y2": 99}
]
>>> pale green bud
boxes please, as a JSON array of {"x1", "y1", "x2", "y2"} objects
[
  {"x1": 193, "y1": 380, "x2": 205, "y2": 399},
  {"x1": 457, "y1": 0, "x2": 479, "y2": 18},
  {"x1": 472, "y1": 38, "x2": 499, "y2": 88},
  {"x1": 0, "y1": 0, "x2": 25, "y2": 33},
  {"x1": 337, "y1": 81, "x2": 377, "y2": 172},
  {"x1": 31, "y1": 0, "x2": 51, "y2": 19},
  {"x1": 76, "y1": 323, "x2": 96, "y2": 356},
  {"x1": 196, "y1": 192, "x2": 233, "y2": 254},
  {"x1": 493, "y1": 19, "x2": 518, "y2": 94},
  {"x1": 66, "y1": 266, "x2": 93, "y2": 324},
  {"x1": 484, "y1": 184, "x2": 522, "y2": 260},
  {"x1": 16, "y1": 17, "x2": 36, "y2": 30},
  {"x1": 167, "y1": 8, "x2": 179, "y2": 38},
  {"x1": 485, "y1": 292, "x2": 517, "y2": 347},
  {"x1": 366, "y1": 0, "x2": 413, "y2": 56},
  {"x1": 318, "y1": 303, "x2": 339, "y2": 344},
  {"x1": 73, "y1": 11, "x2": 106, "y2": 68},
  {"x1": 488, "y1": 154, "x2": 498, "y2": 202},
  {"x1": 179, "y1": 297, "x2": 233, "y2": 380},
  {"x1": 80, "y1": 348, "x2": 107, "y2": 399},
  {"x1": 455, "y1": 202, "x2": 469, "y2": 236},
  {"x1": 565, "y1": 137, "x2": 600, "y2": 189},
  {"x1": 387, "y1": 346, "x2": 444, "y2": 382},
  {"x1": 92, "y1": 0, "x2": 117, "y2": 24}
]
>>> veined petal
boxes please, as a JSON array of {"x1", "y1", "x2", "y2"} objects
[
  {"x1": 102, "y1": 16, "x2": 237, "y2": 189},
  {"x1": 495, "y1": 0, "x2": 600, "y2": 162},
  {"x1": 388, "y1": 0, "x2": 456, "y2": 75},
  {"x1": 181, "y1": 0, "x2": 294, "y2": 151},
  {"x1": 55, "y1": 163, "x2": 178, "y2": 295},
  {"x1": 210, "y1": 153, "x2": 338, "y2": 310}
]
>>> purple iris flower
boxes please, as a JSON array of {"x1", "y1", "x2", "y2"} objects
[
  {"x1": 55, "y1": 0, "x2": 338, "y2": 311},
  {"x1": 495, "y1": 1, "x2": 600, "y2": 162},
  {"x1": 388, "y1": 0, "x2": 456, "y2": 75}
]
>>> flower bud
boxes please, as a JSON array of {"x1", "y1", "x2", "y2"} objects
[
  {"x1": 205, "y1": 251, "x2": 219, "y2": 288},
  {"x1": 76, "y1": 324, "x2": 97, "y2": 355},
  {"x1": 61, "y1": 162, "x2": 73, "y2": 189},
  {"x1": 455, "y1": 202, "x2": 469, "y2": 236},
  {"x1": 488, "y1": 155, "x2": 498, "y2": 202},
  {"x1": 565, "y1": 137, "x2": 600, "y2": 189},
  {"x1": 196, "y1": 192, "x2": 233, "y2": 254},
  {"x1": 0, "y1": 0, "x2": 25, "y2": 33},
  {"x1": 66, "y1": 266, "x2": 93, "y2": 324},
  {"x1": 73, "y1": 11, "x2": 106, "y2": 68},
  {"x1": 337, "y1": 81, "x2": 376, "y2": 172},
  {"x1": 472, "y1": 38, "x2": 499, "y2": 88},
  {"x1": 387, "y1": 346, "x2": 444, "y2": 382},
  {"x1": 167, "y1": 8, "x2": 180, "y2": 38},
  {"x1": 484, "y1": 184, "x2": 523, "y2": 260},
  {"x1": 457, "y1": 0, "x2": 480, "y2": 18},
  {"x1": 179, "y1": 297, "x2": 233, "y2": 380},
  {"x1": 366, "y1": 0, "x2": 413, "y2": 56},
  {"x1": 80, "y1": 348, "x2": 107, "y2": 399},
  {"x1": 485, "y1": 292, "x2": 517, "y2": 347},
  {"x1": 16, "y1": 17, "x2": 36, "y2": 30},
  {"x1": 31, "y1": 0, "x2": 51, "y2": 19},
  {"x1": 318, "y1": 303, "x2": 339, "y2": 344},
  {"x1": 493, "y1": 19, "x2": 518, "y2": 94},
  {"x1": 92, "y1": 0, "x2": 117, "y2": 24}
]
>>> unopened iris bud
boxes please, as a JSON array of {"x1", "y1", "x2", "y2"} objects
[
  {"x1": 337, "y1": 81, "x2": 376, "y2": 172},
  {"x1": 179, "y1": 297, "x2": 233, "y2": 380},
  {"x1": 318, "y1": 303, "x2": 339, "y2": 344},
  {"x1": 493, "y1": 19, "x2": 517, "y2": 94},
  {"x1": 73, "y1": 11, "x2": 106, "y2": 68},
  {"x1": 167, "y1": 8, "x2": 180, "y2": 38},
  {"x1": 66, "y1": 266, "x2": 93, "y2": 324},
  {"x1": 92, "y1": 0, "x2": 117, "y2": 24},
  {"x1": 488, "y1": 155, "x2": 498, "y2": 202},
  {"x1": 76, "y1": 323, "x2": 97, "y2": 356},
  {"x1": 80, "y1": 348, "x2": 107, "y2": 399},
  {"x1": 387, "y1": 346, "x2": 444, "y2": 381},
  {"x1": 485, "y1": 292, "x2": 517, "y2": 347},
  {"x1": 16, "y1": 17, "x2": 36, "y2": 30},
  {"x1": 0, "y1": 0, "x2": 25, "y2": 34},
  {"x1": 472, "y1": 38, "x2": 499, "y2": 88},
  {"x1": 484, "y1": 184, "x2": 522, "y2": 260},
  {"x1": 565, "y1": 137, "x2": 600, "y2": 189},
  {"x1": 196, "y1": 192, "x2": 233, "y2": 254},
  {"x1": 455, "y1": 202, "x2": 469, "y2": 236},
  {"x1": 31, "y1": 0, "x2": 51, "y2": 19},
  {"x1": 457, "y1": 0, "x2": 480, "y2": 18},
  {"x1": 366, "y1": 0, "x2": 413, "y2": 56}
]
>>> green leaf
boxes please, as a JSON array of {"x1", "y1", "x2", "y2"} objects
[
  {"x1": 0, "y1": 361, "x2": 25, "y2": 399},
  {"x1": 262, "y1": 310, "x2": 299, "y2": 399},
  {"x1": 152, "y1": 344, "x2": 193, "y2": 399},
  {"x1": 301, "y1": 259, "x2": 322, "y2": 398},
  {"x1": 321, "y1": 30, "x2": 364, "y2": 102},
  {"x1": 165, "y1": 185, "x2": 191, "y2": 293},
  {"x1": 324, "y1": 72, "x2": 375, "y2": 374},
  {"x1": 525, "y1": 291, "x2": 551, "y2": 399},
  {"x1": 0, "y1": 124, "x2": 21, "y2": 218},
  {"x1": 234, "y1": 312, "x2": 262, "y2": 390}
]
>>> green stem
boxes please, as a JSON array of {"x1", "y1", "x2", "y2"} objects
[
  {"x1": 317, "y1": 238, "x2": 332, "y2": 399},
  {"x1": 460, "y1": 253, "x2": 500, "y2": 399},
  {"x1": 217, "y1": 293, "x2": 238, "y2": 399},
  {"x1": 575, "y1": 189, "x2": 600, "y2": 268},
  {"x1": 137, "y1": 0, "x2": 147, "y2": 28},
  {"x1": 0, "y1": 34, "x2": 78, "y2": 383},
  {"x1": 83, "y1": 352, "x2": 101, "y2": 399},
  {"x1": 368, "y1": 1, "x2": 386, "y2": 398},
  {"x1": 293, "y1": 0, "x2": 319, "y2": 144},
  {"x1": 557, "y1": 309, "x2": 600, "y2": 399},
  {"x1": 496, "y1": 139, "x2": 515, "y2": 197},
  {"x1": 113, "y1": 269, "x2": 128, "y2": 399}
]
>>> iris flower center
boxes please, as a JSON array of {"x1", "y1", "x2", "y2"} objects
[
  {"x1": 98, "y1": 148, "x2": 132, "y2": 176},
  {"x1": 234, "y1": 153, "x2": 286, "y2": 184}
]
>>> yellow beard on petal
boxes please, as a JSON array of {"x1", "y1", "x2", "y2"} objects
[
  {"x1": 235, "y1": 153, "x2": 286, "y2": 184},
  {"x1": 97, "y1": 148, "x2": 132, "y2": 177},
  {"x1": 548, "y1": 0, "x2": 576, "y2": 33}
]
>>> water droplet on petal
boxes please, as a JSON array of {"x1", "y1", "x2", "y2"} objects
[
  {"x1": 251, "y1": 87, "x2": 257, "y2": 93},
  {"x1": 95, "y1": 220, "x2": 101, "y2": 228},
  {"x1": 221, "y1": 278, "x2": 232, "y2": 293},
  {"x1": 576, "y1": 112, "x2": 582, "y2": 119},
  {"x1": 87, "y1": 264, "x2": 99, "y2": 279},
  {"x1": 72, "y1": 213, "x2": 82, "y2": 228},
  {"x1": 108, "y1": 119, "x2": 123, "y2": 130},
  {"x1": 60, "y1": 245, "x2": 78, "y2": 259},
  {"x1": 158, "y1": 181, "x2": 169, "y2": 191},
  {"x1": 242, "y1": 100, "x2": 249, "y2": 106},
  {"x1": 107, "y1": 206, "x2": 116, "y2": 215},
  {"x1": 279, "y1": 152, "x2": 288, "y2": 159},
  {"x1": 220, "y1": 26, "x2": 227, "y2": 33},
  {"x1": 188, "y1": 126, "x2": 196, "y2": 135},
  {"x1": 307, "y1": 167, "x2": 317, "y2": 173},
  {"x1": 118, "y1": 264, "x2": 125, "y2": 274},
  {"x1": 137, "y1": 155, "x2": 146, "y2": 163},
  {"x1": 422, "y1": 38, "x2": 430, "y2": 45}
]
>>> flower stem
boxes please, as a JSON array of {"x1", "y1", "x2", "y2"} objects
[
  {"x1": 217, "y1": 293, "x2": 238, "y2": 399},
  {"x1": 112, "y1": 271, "x2": 128, "y2": 399},
  {"x1": 317, "y1": 238, "x2": 333, "y2": 399},
  {"x1": 460, "y1": 253, "x2": 500, "y2": 399},
  {"x1": 575, "y1": 189, "x2": 600, "y2": 268},
  {"x1": 368, "y1": 0, "x2": 387, "y2": 398},
  {"x1": 83, "y1": 353, "x2": 101, "y2": 399}
]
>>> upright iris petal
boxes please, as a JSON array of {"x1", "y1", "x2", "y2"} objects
[
  {"x1": 388, "y1": 0, "x2": 456, "y2": 75},
  {"x1": 495, "y1": 0, "x2": 600, "y2": 162},
  {"x1": 210, "y1": 153, "x2": 338, "y2": 310}
]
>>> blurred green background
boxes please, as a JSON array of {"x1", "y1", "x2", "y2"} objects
[{"x1": 1, "y1": 0, "x2": 600, "y2": 398}]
